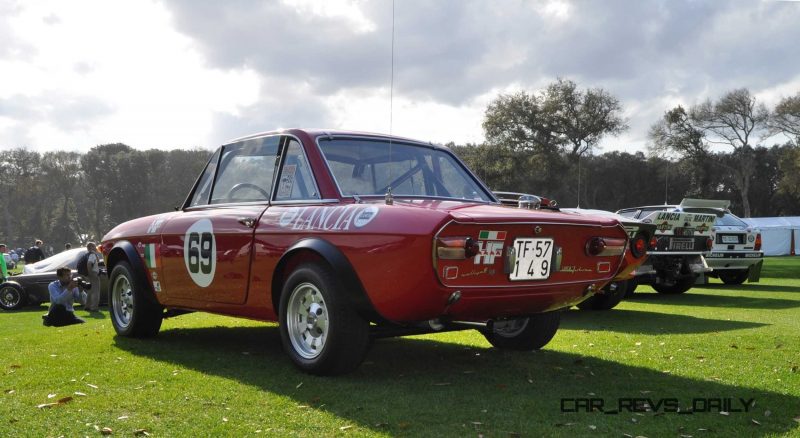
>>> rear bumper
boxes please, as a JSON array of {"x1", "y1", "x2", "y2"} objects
[
  {"x1": 443, "y1": 282, "x2": 599, "y2": 320},
  {"x1": 705, "y1": 252, "x2": 763, "y2": 270}
]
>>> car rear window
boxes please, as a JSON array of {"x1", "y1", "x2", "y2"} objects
[{"x1": 318, "y1": 138, "x2": 492, "y2": 202}]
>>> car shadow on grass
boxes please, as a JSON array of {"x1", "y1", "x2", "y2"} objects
[
  {"x1": 696, "y1": 283, "x2": 800, "y2": 294},
  {"x1": 561, "y1": 309, "x2": 767, "y2": 334},
  {"x1": 627, "y1": 291, "x2": 800, "y2": 309},
  {"x1": 113, "y1": 325, "x2": 799, "y2": 437}
]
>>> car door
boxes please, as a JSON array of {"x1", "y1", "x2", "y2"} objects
[{"x1": 160, "y1": 136, "x2": 281, "y2": 304}]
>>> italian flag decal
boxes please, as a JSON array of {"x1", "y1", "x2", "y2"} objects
[
  {"x1": 144, "y1": 243, "x2": 157, "y2": 269},
  {"x1": 479, "y1": 230, "x2": 507, "y2": 240}
]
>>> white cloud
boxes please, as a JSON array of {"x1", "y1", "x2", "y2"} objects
[{"x1": 0, "y1": 0, "x2": 798, "y2": 153}]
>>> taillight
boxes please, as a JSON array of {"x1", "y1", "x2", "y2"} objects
[
  {"x1": 586, "y1": 237, "x2": 626, "y2": 256},
  {"x1": 649, "y1": 237, "x2": 658, "y2": 250},
  {"x1": 437, "y1": 237, "x2": 479, "y2": 259},
  {"x1": 586, "y1": 237, "x2": 606, "y2": 256},
  {"x1": 631, "y1": 233, "x2": 647, "y2": 258},
  {"x1": 706, "y1": 237, "x2": 714, "y2": 250},
  {"x1": 755, "y1": 233, "x2": 762, "y2": 251}
]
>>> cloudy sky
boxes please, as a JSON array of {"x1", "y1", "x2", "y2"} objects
[{"x1": 1, "y1": 0, "x2": 799, "y2": 153}]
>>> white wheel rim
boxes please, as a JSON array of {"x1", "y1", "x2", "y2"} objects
[
  {"x1": 287, "y1": 282, "x2": 329, "y2": 359},
  {"x1": 1, "y1": 287, "x2": 21, "y2": 308},
  {"x1": 493, "y1": 318, "x2": 529, "y2": 338},
  {"x1": 112, "y1": 275, "x2": 134, "y2": 329}
]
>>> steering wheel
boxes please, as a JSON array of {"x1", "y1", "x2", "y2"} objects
[{"x1": 227, "y1": 183, "x2": 269, "y2": 201}]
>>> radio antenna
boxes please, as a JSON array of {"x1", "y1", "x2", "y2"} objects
[
  {"x1": 576, "y1": 155, "x2": 581, "y2": 209},
  {"x1": 664, "y1": 161, "x2": 669, "y2": 205},
  {"x1": 385, "y1": 0, "x2": 395, "y2": 205}
]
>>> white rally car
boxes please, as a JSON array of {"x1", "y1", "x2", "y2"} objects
[
  {"x1": 676, "y1": 200, "x2": 763, "y2": 285},
  {"x1": 617, "y1": 199, "x2": 717, "y2": 295}
]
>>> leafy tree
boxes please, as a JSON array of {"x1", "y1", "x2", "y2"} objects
[
  {"x1": 541, "y1": 78, "x2": 628, "y2": 158},
  {"x1": 482, "y1": 92, "x2": 560, "y2": 155},
  {"x1": 770, "y1": 93, "x2": 800, "y2": 145},
  {"x1": 649, "y1": 89, "x2": 770, "y2": 217}
]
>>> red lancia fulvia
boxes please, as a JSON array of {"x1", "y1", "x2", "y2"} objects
[{"x1": 102, "y1": 129, "x2": 633, "y2": 375}]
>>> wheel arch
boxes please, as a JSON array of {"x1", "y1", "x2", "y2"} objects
[
  {"x1": 271, "y1": 238, "x2": 387, "y2": 324},
  {"x1": 105, "y1": 240, "x2": 159, "y2": 305}
]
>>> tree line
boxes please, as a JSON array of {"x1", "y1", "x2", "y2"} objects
[
  {"x1": 0, "y1": 144, "x2": 210, "y2": 253},
  {"x1": 1, "y1": 81, "x2": 798, "y2": 252},
  {"x1": 452, "y1": 80, "x2": 800, "y2": 217}
]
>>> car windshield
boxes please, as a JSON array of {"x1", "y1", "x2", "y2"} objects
[
  {"x1": 26, "y1": 248, "x2": 86, "y2": 272},
  {"x1": 318, "y1": 138, "x2": 492, "y2": 202}
]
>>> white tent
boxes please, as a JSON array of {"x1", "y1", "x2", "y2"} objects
[{"x1": 741, "y1": 217, "x2": 800, "y2": 256}]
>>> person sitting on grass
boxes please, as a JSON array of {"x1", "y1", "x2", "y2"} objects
[{"x1": 43, "y1": 267, "x2": 85, "y2": 327}]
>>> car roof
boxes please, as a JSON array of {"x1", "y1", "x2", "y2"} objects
[{"x1": 225, "y1": 128, "x2": 447, "y2": 150}]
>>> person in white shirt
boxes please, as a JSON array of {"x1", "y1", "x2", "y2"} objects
[{"x1": 84, "y1": 242, "x2": 102, "y2": 312}]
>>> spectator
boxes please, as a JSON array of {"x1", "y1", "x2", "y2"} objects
[
  {"x1": 64, "y1": 243, "x2": 72, "y2": 251},
  {"x1": 83, "y1": 242, "x2": 102, "y2": 312},
  {"x1": 0, "y1": 244, "x2": 8, "y2": 282},
  {"x1": 24, "y1": 240, "x2": 46, "y2": 264},
  {"x1": 43, "y1": 267, "x2": 85, "y2": 327}
]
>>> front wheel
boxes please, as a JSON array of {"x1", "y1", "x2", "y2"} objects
[
  {"x1": 577, "y1": 281, "x2": 628, "y2": 310},
  {"x1": 482, "y1": 312, "x2": 561, "y2": 351},
  {"x1": 109, "y1": 261, "x2": 163, "y2": 337},
  {"x1": 279, "y1": 263, "x2": 370, "y2": 375},
  {"x1": 718, "y1": 269, "x2": 749, "y2": 285},
  {"x1": 652, "y1": 275, "x2": 696, "y2": 295},
  {"x1": 0, "y1": 283, "x2": 27, "y2": 311}
]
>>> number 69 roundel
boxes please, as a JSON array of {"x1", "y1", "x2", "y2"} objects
[{"x1": 184, "y1": 219, "x2": 217, "y2": 287}]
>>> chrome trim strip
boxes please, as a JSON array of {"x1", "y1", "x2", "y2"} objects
[
  {"x1": 270, "y1": 199, "x2": 340, "y2": 206},
  {"x1": 598, "y1": 245, "x2": 626, "y2": 256},
  {"x1": 183, "y1": 200, "x2": 269, "y2": 211}
]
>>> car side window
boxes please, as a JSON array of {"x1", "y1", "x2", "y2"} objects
[
  {"x1": 188, "y1": 149, "x2": 221, "y2": 207},
  {"x1": 617, "y1": 210, "x2": 638, "y2": 219},
  {"x1": 209, "y1": 136, "x2": 280, "y2": 204},
  {"x1": 274, "y1": 139, "x2": 320, "y2": 201}
]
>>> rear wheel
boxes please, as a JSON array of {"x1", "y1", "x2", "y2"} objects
[
  {"x1": 652, "y1": 275, "x2": 696, "y2": 295},
  {"x1": 718, "y1": 269, "x2": 749, "y2": 285},
  {"x1": 482, "y1": 312, "x2": 561, "y2": 351},
  {"x1": 109, "y1": 261, "x2": 163, "y2": 337},
  {"x1": 279, "y1": 263, "x2": 370, "y2": 375},
  {"x1": 577, "y1": 281, "x2": 628, "y2": 310},
  {"x1": 0, "y1": 283, "x2": 27, "y2": 311}
]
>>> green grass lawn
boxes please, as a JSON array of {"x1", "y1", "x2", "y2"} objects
[{"x1": 2, "y1": 258, "x2": 799, "y2": 437}]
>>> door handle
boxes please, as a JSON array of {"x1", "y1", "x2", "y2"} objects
[{"x1": 237, "y1": 217, "x2": 257, "y2": 228}]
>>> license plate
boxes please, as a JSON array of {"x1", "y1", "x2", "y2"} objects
[
  {"x1": 674, "y1": 227, "x2": 695, "y2": 236},
  {"x1": 669, "y1": 238, "x2": 694, "y2": 250},
  {"x1": 509, "y1": 238, "x2": 554, "y2": 281},
  {"x1": 721, "y1": 235, "x2": 739, "y2": 244}
]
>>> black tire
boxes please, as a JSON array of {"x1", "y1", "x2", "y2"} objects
[
  {"x1": 109, "y1": 261, "x2": 163, "y2": 337},
  {"x1": 624, "y1": 278, "x2": 638, "y2": 298},
  {"x1": 718, "y1": 269, "x2": 749, "y2": 285},
  {"x1": 577, "y1": 281, "x2": 628, "y2": 310},
  {"x1": 652, "y1": 275, "x2": 696, "y2": 295},
  {"x1": 482, "y1": 312, "x2": 561, "y2": 351},
  {"x1": 278, "y1": 263, "x2": 370, "y2": 375},
  {"x1": 0, "y1": 283, "x2": 27, "y2": 311}
]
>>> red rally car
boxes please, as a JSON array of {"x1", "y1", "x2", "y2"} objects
[{"x1": 101, "y1": 129, "x2": 639, "y2": 375}]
